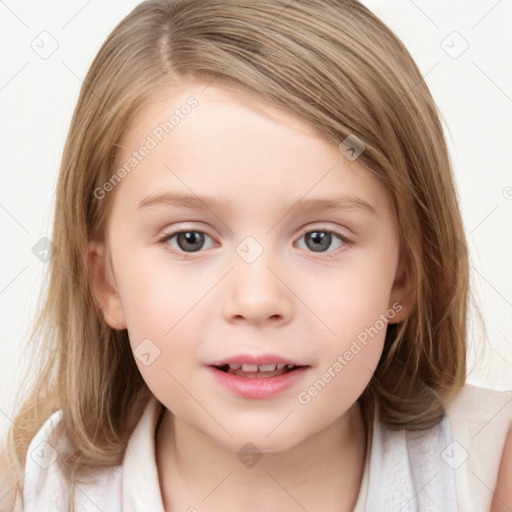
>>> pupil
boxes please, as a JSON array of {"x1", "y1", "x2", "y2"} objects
[
  {"x1": 178, "y1": 231, "x2": 204, "y2": 252},
  {"x1": 306, "y1": 231, "x2": 331, "y2": 252}
]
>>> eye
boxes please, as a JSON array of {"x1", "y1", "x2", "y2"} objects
[
  {"x1": 158, "y1": 230, "x2": 215, "y2": 254},
  {"x1": 295, "y1": 228, "x2": 351, "y2": 254},
  {"x1": 158, "y1": 227, "x2": 352, "y2": 256}
]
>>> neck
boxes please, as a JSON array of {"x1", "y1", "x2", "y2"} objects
[{"x1": 156, "y1": 402, "x2": 367, "y2": 512}]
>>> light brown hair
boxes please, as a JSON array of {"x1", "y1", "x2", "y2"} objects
[{"x1": 1, "y1": 0, "x2": 469, "y2": 508}]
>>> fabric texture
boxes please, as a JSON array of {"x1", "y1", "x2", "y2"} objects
[{"x1": 19, "y1": 383, "x2": 512, "y2": 511}]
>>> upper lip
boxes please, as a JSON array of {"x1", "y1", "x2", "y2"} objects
[{"x1": 208, "y1": 354, "x2": 307, "y2": 367}]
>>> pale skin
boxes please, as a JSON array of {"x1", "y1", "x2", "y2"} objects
[
  {"x1": 89, "y1": 80, "x2": 414, "y2": 511},
  {"x1": 490, "y1": 429, "x2": 512, "y2": 511}
]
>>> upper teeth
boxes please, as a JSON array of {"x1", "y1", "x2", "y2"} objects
[{"x1": 228, "y1": 363, "x2": 293, "y2": 371}]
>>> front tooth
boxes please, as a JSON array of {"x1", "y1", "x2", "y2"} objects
[
  {"x1": 286, "y1": 364, "x2": 295, "y2": 369},
  {"x1": 242, "y1": 363, "x2": 259, "y2": 372},
  {"x1": 276, "y1": 363, "x2": 287, "y2": 370},
  {"x1": 228, "y1": 363, "x2": 242, "y2": 370},
  {"x1": 259, "y1": 364, "x2": 277, "y2": 372}
]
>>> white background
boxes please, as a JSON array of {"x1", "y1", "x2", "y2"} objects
[{"x1": 1, "y1": 0, "x2": 511, "y2": 440}]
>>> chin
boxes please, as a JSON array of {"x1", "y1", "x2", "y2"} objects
[{"x1": 222, "y1": 424, "x2": 307, "y2": 453}]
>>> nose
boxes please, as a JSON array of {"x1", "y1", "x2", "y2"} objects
[{"x1": 221, "y1": 251, "x2": 293, "y2": 326}]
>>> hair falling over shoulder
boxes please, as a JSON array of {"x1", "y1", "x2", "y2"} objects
[{"x1": 1, "y1": 0, "x2": 470, "y2": 508}]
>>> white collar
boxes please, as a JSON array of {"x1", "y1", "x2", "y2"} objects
[
  {"x1": 121, "y1": 394, "x2": 458, "y2": 512},
  {"x1": 121, "y1": 395, "x2": 371, "y2": 511},
  {"x1": 122, "y1": 395, "x2": 166, "y2": 512}
]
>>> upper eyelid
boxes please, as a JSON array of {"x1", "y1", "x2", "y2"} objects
[
  {"x1": 159, "y1": 224, "x2": 352, "y2": 245},
  {"x1": 160, "y1": 223, "x2": 350, "y2": 237}
]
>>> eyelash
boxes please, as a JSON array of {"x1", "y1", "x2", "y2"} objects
[{"x1": 157, "y1": 226, "x2": 353, "y2": 258}]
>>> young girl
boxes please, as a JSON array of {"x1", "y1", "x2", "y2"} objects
[{"x1": 2, "y1": 0, "x2": 511, "y2": 510}]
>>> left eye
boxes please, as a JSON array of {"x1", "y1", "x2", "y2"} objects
[
  {"x1": 296, "y1": 229, "x2": 349, "y2": 253},
  {"x1": 159, "y1": 230, "x2": 215, "y2": 253}
]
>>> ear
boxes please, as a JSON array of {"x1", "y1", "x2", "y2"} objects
[
  {"x1": 387, "y1": 252, "x2": 414, "y2": 324},
  {"x1": 88, "y1": 240, "x2": 127, "y2": 330}
]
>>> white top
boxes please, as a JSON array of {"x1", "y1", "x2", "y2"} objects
[{"x1": 18, "y1": 383, "x2": 512, "y2": 511}]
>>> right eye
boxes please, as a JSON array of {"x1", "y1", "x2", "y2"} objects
[
  {"x1": 295, "y1": 228, "x2": 351, "y2": 255},
  {"x1": 158, "y1": 230, "x2": 216, "y2": 254}
]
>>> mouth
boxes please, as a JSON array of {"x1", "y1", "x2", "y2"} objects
[
  {"x1": 208, "y1": 361, "x2": 309, "y2": 399},
  {"x1": 212, "y1": 363, "x2": 304, "y2": 379}
]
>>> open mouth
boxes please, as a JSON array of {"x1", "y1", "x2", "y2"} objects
[
  {"x1": 208, "y1": 361, "x2": 309, "y2": 398},
  {"x1": 213, "y1": 363, "x2": 302, "y2": 378}
]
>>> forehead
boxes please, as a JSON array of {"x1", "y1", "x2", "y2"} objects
[
  {"x1": 111, "y1": 81, "x2": 393, "y2": 220},
  {"x1": 122, "y1": 80, "x2": 325, "y2": 151}
]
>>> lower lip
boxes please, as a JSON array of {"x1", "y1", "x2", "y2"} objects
[{"x1": 207, "y1": 366, "x2": 309, "y2": 399}]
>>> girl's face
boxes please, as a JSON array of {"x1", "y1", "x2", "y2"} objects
[{"x1": 90, "y1": 80, "x2": 409, "y2": 452}]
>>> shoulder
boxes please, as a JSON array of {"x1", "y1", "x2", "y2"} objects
[
  {"x1": 443, "y1": 383, "x2": 512, "y2": 511},
  {"x1": 0, "y1": 439, "x2": 24, "y2": 512},
  {"x1": 491, "y1": 426, "x2": 512, "y2": 512},
  {"x1": 444, "y1": 382, "x2": 512, "y2": 443},
  {"x1": 22, "y1": 408, "x2": 123, "y2": 512},
  {"x1": 444, "y1": 382, "x2": 512, "y2": 422}
]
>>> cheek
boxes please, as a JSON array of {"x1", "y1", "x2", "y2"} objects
[
  {"x1": 304, "y1": 249, "x2": 398, "y2": 343},
  {"x1": 294, "y1": 249, "x2": 397, "y2": 404},
  {"x1": 296, "y1": 297, "x2": 388, "y2": 420},
  {"x1": 117, "y1": 247, "x2": 191, "y2": 340},
  {"x1": 124, "y1": 288, "x2": 195, "y2": 410},
  {"x1": 115, "y1": 253, "x2": 212, "y2": 399},
  {"x1": 122, "y1": 282, "x2": 175, "y2": 341}
]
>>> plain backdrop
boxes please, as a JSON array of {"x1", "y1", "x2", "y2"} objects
[{"x1": 1, "y1": 0, "x2": 511, "y2": 440}]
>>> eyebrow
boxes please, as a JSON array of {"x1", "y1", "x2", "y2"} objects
[{"x1": 137, "y1": 191, "x2": 377, "y2": 216}]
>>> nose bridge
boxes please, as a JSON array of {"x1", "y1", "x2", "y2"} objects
[{"x1": 222, "y1": 235, "x2": 292, "y2": 324}]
